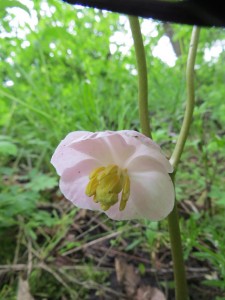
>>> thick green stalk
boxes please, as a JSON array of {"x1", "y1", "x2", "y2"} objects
[
  {"x1": 128, "y1": 16, "x2": 152, "y2": 138},
  {"x1": 129, "y1": 16, "x2": 200, "y2": 300},
  {"x1": 170, "y1": 27, "x2": 200, "y2": 169},
  {"x1": 168, "y1": 174, "x2": 188, "y2": 300}
]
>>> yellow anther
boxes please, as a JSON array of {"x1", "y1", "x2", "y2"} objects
[
  {"x1": 98, "y1": 174, "x2": 121, "y2": 193},
  {"x1": 119, "y1": 175, "x2": 130, "y2": 211},
  {"x1": 96, "y1": 188, "x2": 118, "y2": 211},
  {"x1": 85, "y1": 164, "x2": 131, "y2": 212},
  {"x1": 85, "y1": 178, "x2": 98, "y2": 197},
  {"x1": 89, "y1": 166, "x2": 105, "y2": 179},
  {"x1": 97, "y1": 164, "x2": 118, "y2": 180}
]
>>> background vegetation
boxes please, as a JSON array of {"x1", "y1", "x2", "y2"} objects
[{"x1": 0, "y1": 0, "x2": 225, "y2": 299}]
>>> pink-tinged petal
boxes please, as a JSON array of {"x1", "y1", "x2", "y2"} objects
[
  {"x1": 104, "y1": 195, "x2": 139, "y2": 220},
  {"x1": 51, "y1": 130, "x2": 175, "y2": 221},
  {"x1": 51, "y1": 147, "x2": 95, "y2": 177},
  {"x1": 126, "y1": 154, "x2": 172, "y2": 175},
  {"x1": 54, "y1": 131, "x2": 93, "y2": 151},
  {"x1": 129, "y1": 170, "x2": 174, "y2": 220},
  {"x1": 118, "y1": 130, "x2": 160, "y2": 151},
  {"x1": 61, "y1": 131, "x2": 92, "y2": 144},
  {"x1": 117, "y1": 131, "x2": 173, "y2": 173},
  {"x1": 70, "y1": 131, "x2": 136, "y2": 167},
  {"x1": 125, "y1": 144, "x2": 173, "y2": 173},
  {"x1": 51, "y1": 131, "x2": 93, "y2": 175},
  {"x1": 104, "y1": 171, "x2": 174, "y2": 221},
  {"x1": 104, "y1": 155, "x2": 174, "y2": 220},
  {"x1": 69, "y1": 137, "x2": 113, "y2": 166},
  {"x1": 102, "y1": 133, "x2": 136, "y2": 166},
  {"x1": 59, "y1": 159, "x2": 102, "y2": 210}
]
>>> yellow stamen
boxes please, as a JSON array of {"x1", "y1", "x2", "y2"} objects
[
  {"x1": 119, "y1": 175, "x2": 130, "y2": 211},
  {"x1": 85, "y1": 164, "x2": 130, "y2": 211},
  {"x1": 85, "y1": 178, "x2": 98, "y2": 197},
  {"x1": 89, "y1": 166, "x2": 105, "y2": 179}
]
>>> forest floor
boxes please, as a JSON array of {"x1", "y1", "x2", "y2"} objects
[{"x1": 1, "y1": 191, "x2": 224, "y2": 300}]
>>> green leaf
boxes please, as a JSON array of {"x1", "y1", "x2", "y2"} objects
[
  {"x1": 0, "y1": 0, "x2": 30, "y2": 14},
  {"x1": 0, "y1": 141, "x2": 18, "y2": 156},
  {"x1": 26, "y1": 172, "x2": 58, "y2": 192}
]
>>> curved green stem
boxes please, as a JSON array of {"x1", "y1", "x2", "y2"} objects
[
  {"x1": 128, "y1": 16, "x2": 152, "y2": 138},
  {"x1": 167, "y1": 26, "x2": 200, "y2": 300},
  {"x1": 129, "y1": 18, "x2": 200, "y2": 300},
  {"x1": 170, "y1": 26, "x2": 200, "y2": 169}
]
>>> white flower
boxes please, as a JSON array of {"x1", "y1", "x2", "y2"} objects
[{"x1": 51, "y1": 130, "x2": 174, "y2": 220}]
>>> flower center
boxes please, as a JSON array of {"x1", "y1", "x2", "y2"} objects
[{"x1": 85, "y1": 164, "x2": 130, "y2": 211}]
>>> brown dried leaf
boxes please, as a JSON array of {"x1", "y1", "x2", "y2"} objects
[
  {"x1": 150, "y1": 287, "x2": 166, "y2": 300},
  {"x1": 75, "y1": 208, "x2": 87, "y2": 220},
  {"x1": 115, "y1": 258, "x2": 166, "y2": 300},
  {"x1": 115, "y1": 257, "x2": 140, "y2": 297},
  {"x1": 135, "y1": 286, "x2": 166, "y2": 300},
  {"x1": 17, "y1": 277, "x2": 34, "y2": 300},
  {"x1": 124, "y1": 264, "x2": 140, "y2": 297},
  {"x1": 136, "y1": 286, "x2": 152, "y2": 300},
  {"x1": 115, "y1": 257, "x2": 127, "y2": 283}
]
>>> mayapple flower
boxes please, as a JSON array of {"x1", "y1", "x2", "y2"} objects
[{"x1": 51, "y1": 130, "x2": 174, "y2": 221}]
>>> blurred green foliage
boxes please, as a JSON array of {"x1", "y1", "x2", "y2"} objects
[{"x1": 0, "y1": 0, "x2": 225, "y2": 299}]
